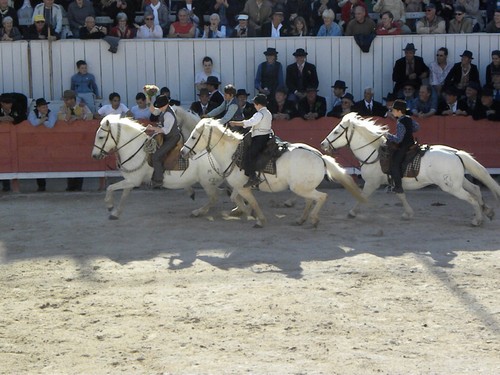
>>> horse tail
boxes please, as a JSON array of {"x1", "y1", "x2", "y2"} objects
[
  {"x1": 456, "y1": 150, "x2": 500, "y2": 201},
  {"x1": 322, "y1": 155, "x2": 366, "y2": 203}
]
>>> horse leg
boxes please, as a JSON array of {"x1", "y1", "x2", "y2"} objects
[
  {"x1": 105, "y1": 179, "x2": 137, "y2": 219},
  {"x1": 237, "y1": 189, "x2": 267, "y2": 228},
  {"x1": 395, "y1": 192, "x2": 415, "y2": 220},
  {"x1": 291, "y1": 186, "x2": 328, "y2": 227},
  {"x1": 229, "y1": 190, "x2": 250, "y2": 217},
  {"x1": 191, "y1": 184, "x2": 218, "y2": 217},
  {"x1": 445, "y1": 186, "x2": 485, "y2": 226},
  {"x1": 462, "y1": 178, "x2": 494, "y2": 220},
  {"x1": 296, "y1": 199, "x2": 313, "y2": 226},
  {"x1": 348, "y1": 181, "x2": 379, "y2": 218}
]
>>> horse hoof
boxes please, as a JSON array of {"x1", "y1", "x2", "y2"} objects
[
  {"x1": 471, "y1": 219, "x2": 482, "y2": 227},
  {"x1": 229, "y1": 207, "x2": 244, "y2": 217},
  {"x1": 107, "y1": 207, "x2": 114, "y2": 212},
  {"x1": 401, "y1": 213, "x2": 413, "y2": 220},
  {"x1": 295, "y1": 219, "x2": 305, "y2": 226},
  {"x1": 109, "y1": 215, "x2": 119, "y2": 220},
  {"x1": 284, "y1": 199, "x2": 296, "y2": 208},
  {"x1": 484, "y1": 208, "x2": 495, "y2": 220},
  {"x1": 347, "y1": 211, "x2": 357, "y2": 218},
  {"x1": 253, "y1": 223, "x2": 263, "y2": 229}
]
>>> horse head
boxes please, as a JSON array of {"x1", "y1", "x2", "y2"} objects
[
  {"x1": 321, "y1": 113, "x2": 358, "y2": 152},
  {"x1": 172, "y1": 105, "x2": 201, "y2": 140},
  {"x1": 180, "y1": 118, "x2": 211, "y2": 159},
  {"x1": 92, "y1": 116, "x2": 118, "y2": 159}
]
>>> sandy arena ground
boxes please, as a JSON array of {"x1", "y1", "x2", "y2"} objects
[{"x1": 1, "y1": 180, "x2": 499, "y2": 374}]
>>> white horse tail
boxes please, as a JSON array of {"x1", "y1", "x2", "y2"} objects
[
  {"x1": 456, "y1": 150, "x2": 500, "y2": 201},
  {"x1": 322, "y1": 155, "x2": 366, "y2": 203}
]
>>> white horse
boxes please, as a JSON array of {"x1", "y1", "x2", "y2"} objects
[
  {"x1": 91, "y1": 107, "x2": 224, "y2": 219},
  {"x1": 320, "y1": 112, "x2": 500, "y2": 226},
  {"x1": 180, "y1": 119, "x2": 365, "y2": 228}
]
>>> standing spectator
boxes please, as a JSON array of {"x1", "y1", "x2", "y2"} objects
[
  {"x1": 195, "y1": 56, "x2": 221, "y2": 91},
  {"x1": 444, "y1": 50, "x2": 480, "y2": 97},
  {"x1": 97, "y1": 92, "x2": 130, "y2": 118},
  {"x1": 485, "y1": 50, "x2": 500, "y2": 87},
  {"x1": 448, "y1": 5, "x2": 473, "y2": 33},
  {"x1": 254, "y1": 47, "x2": 284, "y2": 100},
  {"x1": 416, "y1": 3, "x2": 446, "y2": 34},
  {"x1": 231, "y1": 12, "x2": 256, "y2": 37},
  {"x1": 189, "y1": 88, "x2": 218, "y2": 117},
  {"x1": 352, "y1": 87, "x2": 386, "y2": 117},
  {"x1": 236, "y1": 88, "x2": 257, "y2": 120},
  {"x1": 71, "y1": 60, "x2": 99, "y2": 114},
  {"x1": 109, "y1": 11, "x2": 135, "y2": 38},
  {"x1": 0, "y1": 16, "x2": 22, "y2": 40},
  {"x1": 206, "y1": 75, "x2": 224, "y2": 106},
  {"x1": 167, "y1": 8, "x2": 195, "y2": 38},
  {"x1": 130, "y1": 92, "x2": 151, "y2": 120},
  {"x1": 288, "y1": 15, "x2": 307, "y2": 36},
  {"x1": 136, "y1": 12, "x2": 163, "y2": 38},
  {"x1": 327, "y1": 92, "x2": 355, "y2": 118},
  {"x1": 268, "y1": 86, "x2": 297, "y2": 120},
  {"x1": 376, "y1": 10, "x2": 402, "y2": 35},
  {"x1": 242, "y1": 0, "x2": 272, "y2": 36},
  {"x1": 285, "y1": 48, "x2": 319, "y2": 103},
  {"x1": 23, "y1": 13, "x2": 57, "y2": 40},
  {"x1": 67, "y1": 0, "x2": 95, "y2": 37},
  {"x1": 409, "y1": 84, "x2": 438, "y2": 117},
  {"x1": 392, "y1": 43, "x2": 429, "y2": 95},
  {"x1": 330, "y1": 80, "x2": 348, "y2": 108},
  {"x1": 478, "y1": 87, "x2": 500, "y2": 120},
  {"x1": 344, "y1": 5, "x2": 376, "y2": 36},
  {"x1": 316, "y1": 8, "x2": 342, "y2": 36},
  {"x1": 260, "y1": 4, "x2": 286, "y2": 37},
  {"x1": 297, "y1": 87, "x2": 327, "y2": 120},
  {"x1": 144, "y1": 0, "x2": 169, "y2": 35},
  {"x1": 32, "y1": 0, "x2": 63, "y2": 37},
  {"x1": 0, "y1": 0, "x2": 19, "y2": 27},
  {"x1": 485, "y1": 8, "x2": 500, "y2": 33},
  {"x1": 16, "y1": 0, "x2": 34, "y2": 35},
  {"x1": 202, "y1": 13, "x2": 226, "y2": 38},
  {"x1": 429, "y1": 47, "x2": 453, "y2": 96},
  {"x1": 373, "y1": 0, "x2": 406, "y2": 25}
]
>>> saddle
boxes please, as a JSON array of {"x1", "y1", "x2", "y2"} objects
[
  {"x1": 380, "y1": 143, "x2": 430, "y2": 178},
  {"x1": 234, "y1": 132, "x2": 289, "y2": 176},
  {"x1": 146, "y1": 135, "x2": 189, "y2": 172}
]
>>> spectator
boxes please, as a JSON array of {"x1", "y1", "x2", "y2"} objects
[
  {"x1": 157, "y1": 86, "x2": 180, "y2": 107},
  {"x1": 478, "y1": 87, "x2": 500, "y2": 120},
  {"x1": 457, "y1": 0, "x2": 483, "y2": 31},
  {"x1": 485, "y1": 50, "x2": 500, "y2": 87},
  {"x1": 327, "y1": 92, "x2": 355, "y2": 118},
  {"x1": 392, "y1": 43, "x2": 429, "y2": 95},
  {"x1": 330, "y1": 80, "x2": 348, "y2": 108},
  {"x1": 409, "y1": 84, "x2": 438, "y2": 118},
  {"x1": 459, "y1": 81, "x2": 483, "y2": 119},
  {"x1": 190, "y1": 87, "x2": 218, "y2": 117},
  {"x1": 444, "y1": 50, "x2": 480, "y2": 97},
  {"x1": 382, "y1": 92, "x2": 397, "y2": 119},
  {"x1": 492, "y1": 73, "x2": 500, "y2": 101},
  {"x1": 80, "y1": 15, "x2": 120, "y2": 53},
  {"x1": 67, "y1": 0, "x2": 95, "y2": 37},
  {"x1": 341, "y1": 0, "x2": 367, "y2": 27},
  {"x1": 0, "y1": 16, "x2": 22, "y2": 40},
  {"x1": 144, "y1": 0, "x2": 169, "y2": 35},
  {"x1": 206, "y1": 84, "x2": 243, "y2": 128},
  {"x1": 403, "y1": 0, "x2": 422, "y2": 31},
  {"x1": 376, "y1": 10, "x2": 402, "y2": 35},
  {"x1": 288, "y1": 15, "x2": 307, "y2": 36},
  {"x1": 401, "y1": 81, "x2": 417, "y2": 109},
  {"x1": 100, "y1": 0, "x2": 134, "y2": 24},
  {"x1": 316, "y1": 8, "x2": 342, "y2": 36},
  {"x1": 267, "y1": 86, "x2": 297, "y2": 120},
  {"x1": 202, "y1": 13, "x2": 226, "y2": 38},
  {"x1": 344, "y1": 5, "x2": 376, "y2": 36},
  {"x1": 0, "y1": 0, "x2": 18, "y2": 27},
  {"x1": 242, "y1": 0, "x2": 272, "y2": 36},
  {"x1": 97, "y1": 92, "x2": 130, "y2": 118},
  {"x1": 437, "y1": 86, "x2": 468, "y2": 115},
  {"x1": 352, "y1": 87, "x2": 386, "y2": 117},
  {"x1": 254, "y1": 47, "x2": 284, "y2": 100},
  {"x1": 305, "y1": 0, "x2": 338, "y2": 35},
  {"x1": 429, "y1": 47, "x2": 453, "y2": 96},
  {"x1": 23, "y1": 13, "x2": 57, "y2": 40},
  {"x1": 260, "y1": 4, "x2": 286, "y2": 37},
  {"x1": 173, "y1": 1, "x2": 204, "y2": 26},
  {"x1": 0, "y1": 93, "x2": 25, "y2": 124},
  {"x1": 32, "y1": 0, "x2": 63, "y2": 37},
  {"x1": 236, "y1": 88, "x2": 257, "y2": 120},
  {"x1": 136, "y1": 12, "x2": 163, "y2": 38},
  {"x1": 16, "y1": 0, "x2": 34, "y2": 34},
  {"x1": 416, "y1": 3, "x2": 446, "y2": 34},
  {"x1": 372, "y1": 0, "x2": 406, "y2": 25},
  {"x1": 485, "y1": 8, "x2": 500, "y2": 33},
  {"x1": 71, "y1": 59, "x2": 99, "y2": 113},
  {"x1": 297, "y1": 87, "x2": 326, "y2": 120},
  {"x1": 205, "y1": 75, "x2": 224, "y2": 106},
  {"x1": 130, "y1": 92, "x2": 151, "y2": 120},
  {"x1": 167, "y1": 8, "x2": 196, "y2": 38},
  {"x1": 195, "y1": 56, "x2": 221, "y2": 91},
  {"x1": 448, "y1": 5, "x2": 473, "y2": 33},
  {"x1": 285, "y1": 48, "x2": 319, "y2": 103},
  {"x1": 109, "y1": 12, "x2": 135, "y2": 38},
  {"x1": 208, "y1": 0, "x2": 241, "y2": 36},
  {"x1": 231, "y1": 13, "x2": 256, "y2": 37}
]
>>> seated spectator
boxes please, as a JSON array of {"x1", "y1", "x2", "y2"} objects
[
  {"x1": 261, "y1": 4, "x2": 286, "y2": 37},
  {"x1": 236, "y1": 89, "x2": 257, "y2": 120},
  {"x1": 0, "y1": 16, "x2": 22, "y2": 40},
  {"x1": 327, "y1": 92, "x2": 355, "y2": 118},
  {"x1": 316, "y1": 8, "x2": 342, "y2": 36},
  {"x1": 460, "y1": 0, "x2": 483, "y2": 31},
  {"x1": 485, "y1": 8, "x2": 500, "y2": 33},
  {"x1": 382, "y1": 92, "x2": 397, "y2": 119},
  {"x1": 202, "y1": 13, "x2": 226, "y2": 38},
  {"x1": 58, "y1": 89, "x2": 93, "y2": 121},
  {"x1": 392, "y1": 43, "x2": 429, "y2": 95},
  {"x1": 305, "y1": 0, "x2": 338, "y2": 35},
  {"x1": 352, "y1": 87, "x2": 386, "y2": 117},
  {"x1": 97, "y1": 92, "x2": 130, "y2": 118},
  {"x1": 144, "y1": 0, "x2": 169, "y2": 36},
  {"x1": 444, "y1": 50, "x2": 480, "y2": 97},
  {"x1": 492, "y1": 73, "x2": 500, "y2": 101},
  {"x1": 167, "y1": 8, "x2": 196, "y2": 38},
  {"x1": 189, "y1": 88, "x2": 217, "y2": 117},
  {"x1": 159, "y1": 86, "x2": 180, "y2": 106},
  {"x1": 0, "y1": 93, "x2": 25, "y2": 124},
  {"x1": 429, "y1": 47, "x2": 453, "y2": 96},
  {"x1": 437, "y1": 86, "x2": 468, "y2": 115},
  {"x1": 285, "y1": 48, "x2": 319, "y2": 103},
  {"x1": 416, "y1": 3, "x2": 445, "y2": 34},
  {"x1": 254, "y1": 47, "x2": 284, "y2": 100},
  {"x1": 0, "y1": 0, "x2": 18, "y2": 27},
  {"x1": 288, "y1": 15, "x2": 307, "y2": 36},
  {"x1": 373, "y1": 0, "x2": 406, "y2": 25},
  {"x1": 478, "y1": 87, "x2": 500, "y2": 121},
  {"x1": 401, "y1": 81, "x2": 417, "y2": 109},
  {"x1": 195, "y1": 56, "x2": 221, "y2": 91},
  {"x1": 32, "y1": 0, "x2": 63, "y2": 38},
  {"x1": 459, "y1": 81, "x2": 484, "y2": 119},
  {"x1": 448, "y1": 5, "x2": 473, "y2": 33},
  {"x1": 231, "y1": 13, "x2": 256, "y2": 37},
  {"x1": 409, "y1": 84, "x2": 438, "y2": 118},
  {"x1": 208, "y1": 0, "x2": 240, "y2": 36},
  {"x1": 136, "y1": 12, "x2": 163, "y2": 38},
  {"x1": 179, "y1": 0, "x2": 202, "y2": 30},
  {"x1": 297, "y1": 87, "x2": 327, "y2": 120},
  {"x1": 376, "y1": 11, "x2": 402, "y2": 35},
  {"x1": 71, "y1": 59, "x2": 99, "y2": 114},
  {"x1": 24, "y1": 14, "x2": 57, "y2": 40},
  {"x1": 67, "y1": 0, "x2": 95, "y2": 38},
  {"x1": 109, "y1": 12, "x2": 135, "y2": 38},
  {"x1": 485, "y1": 50, "x2": 500, "y2": 87},
  {"x1": 268, "y1": 86, "x2": 297, "y2": 120},
  {"x1": 344, "y1": 5, "x2": 376, "y2": 36},
  {"x1": 330, "y1": 80, "x2": 348, "y2": 108},
  {"x1": 205, "y1": 76, "x2": 224, "y2": 106},
  {"x1": 130, "y1": 92, "x2": 151, "y2": 120},
  {"x1": 341, "y1": 0, "x2": 367, "y2": 28},
  {"x1": 242, "y1": 0, "x2": 272, "y2": 37}
]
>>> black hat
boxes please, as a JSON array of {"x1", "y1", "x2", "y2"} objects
[
  {"x1": 454, "y1": 5, "x2": 466, "y2": 13},
  {"x1": 332, "y1": 80, "x2": 347, "y2": 89},
  {"x1": 272, "y1": 4, "x2": 285, "y2": 15},
  {"x1": 236, "y1": 89, "x2": 250, "y2": 97},
  {"x1": 293, "y1": 48, "x2": 308, "y2": 57},
  {"x1": 153, "y1": 94, "x2": 170, "y2": 108},
  {"x1": 263, "y1": 47, "x2": 278, "y2": 56},
  {"x1": 253, "y1": 94, "x2": 268, "y2": 106},
  {"x1": 391, "y1": 99, "x2": 408, "y2": 111},
  {"x1": 482, "y1": 87, "x2": 494, "y2": 97},
  {"x1": 306, "y1": 87, "x2": 319, "y2": 92},
  {"x1": 460, "y1": 50, "x2": 474, "y2": 59},
  {"x1": 35, "y1": 98, "x2": 50, "y2": 106},
  {"x1": 275, "y1": 86, "x2": 287, "y2": 95},
  {"x1": 466, "y1": 81, "x2": 481, "y2": 92},
  {"x1": 206, "y1": 76, "x2": 221, "y2": 85},
  {"x1": 0, "y1": 94, "x2": 13, "y2": 103},
  {"x1": 342, "y1": 93, "x2": 354, "y2": 103},
  {"x1": 403, "y1": 43, "x2": 417, "y2": 51},
  {"x1": 444, "y1": 86, "x2": 460, "y2": 96},
  {"x1": 425, "y1": 3, "x2": 436, "y2": 9},
  {"x1": 383, "y1": 92, "x2": 397, "y2": 101},
  {"x1": 198, "y1": 88, "x2": 210, "y2": 96}
]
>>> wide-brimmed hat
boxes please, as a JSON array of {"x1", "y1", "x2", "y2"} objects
[
  {"x1": 466, "y1": 81, "x2": 481, "y2": 92},
  {"x1": 332, "y1": 80, "x2": 347, "y2": 89},
  {"x1": 263, "y1": 47, "x2": 278, "y2": 56},
  {"x1": 293, "y1": 48, "x2": 308, "y2": 57},
  {"x1": 342, "y1": 93, "x2": 354, "y2": 104},
  {"x1": 271, "y1": 4, "x2": 285, "y2": 16},
  {"x1": 383, "y1": 92, "x2": 397, "y2": 101},
  {"x1": 205, "y1": 76, "x2": 221, "y2": 85},
  {"x1": 391, "y1": 99, "x2": 408, "y2": 111},
  {"x1": 63, "y1": 90, "x2": 76, "y2": 99},
  {"x1": 35, "y1": 98, "x2": 50, "y2": 107},
  {"x1": 403, "y1": 43, "x2": 417, "y2": 51},
  {"x1": 154, "y1": 94, "x2": 170, "y2": 108},
  {"x1": 460, "y1": 50, "x2": 474, "y2": 59},
  {"x1": 198, "y1": 88, "x2": 210, "y2": 96},
  {"x1": 236, "y1": 89, "x2": 250, "y2": 97}
]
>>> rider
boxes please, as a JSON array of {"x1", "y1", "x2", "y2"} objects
[
  {"x1": 146, "y1": 94, "x2": 180, "y2": 188},
  {"x1": 386, "y1": 99, "x2": 420, "y2": 194},
  {"x1": 204, "y1": 84, "x2": 244, "y2": 129},
  {"x1": 229, "y1": 94, "x2": 273, "y2": 188}
]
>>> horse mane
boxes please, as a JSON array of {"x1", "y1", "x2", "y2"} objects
[
  {"x1": 206, "y1": 119, "x2": 244, "y2": 141},
  {"x1": 345, "y1": 113, "x2": 388, "y2": 144}
]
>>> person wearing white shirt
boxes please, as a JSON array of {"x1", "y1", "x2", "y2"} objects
[
  {"x1": 97, "y1": 92, "x2": 130, "y2": 118},
  {"x1": 130, "y1": 92, "x2": 151, "y2": 120},
  {"x1": 429, "y1": 47, "x2": 453, "y2": 96},
  {"x1": 136, "y1": 12, "x2": 163, "y2": 39}
]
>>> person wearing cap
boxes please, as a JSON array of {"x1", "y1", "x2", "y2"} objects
[
  {"x1": 242, "y1": 0, "x2": 272, "y2": 36},
  {"x1": 0, "y1": 16, "x2": 22, "y2": 40},
  {"x1": 194, "y1": 56, "x2": 221, "y2": 91},
  {"x1": 236, "y1": 88, "x2": 257, "y2": 120},
  {"x1": 204, "y1": 84, "x2": 244, "y2": 127},
  {"x1": 231, "y1": 13, "x2": 256, "y2": 37},
  {"x1": 478, "y1": 87, "x2": 500, "y2": 121},
  {"x1": 297, "y1": 87, "x2": 327, "y2": 120},
  {"x1": 260, "y1": 4, "x2": 287, "y2": 37},
  {"x1": 443, "y1": 50, "x2": 480, "y2": 97},
  {"x1": 485, "y1": 50, "x2": 500, "y2": 87},
  {"x1": 392, "y1": 43, "x2": 429, "y2": 95},
  {"x1": 429, "y1": 47, "x2": 453, "y2": 96},
  {"x1": 448, "y1": 5, "x2": 473, "y2": 33},
  {"x1": 57, "y1": 89, "x2": 93, "y2": 121},
  {"x1": 268, "y1": 86, "x2": 297, "y2": 120},
  {"x1": 353, "y1": 87, "x2": 386, "y2": 117},
  {"x1": 71, "y1": 60, "x2": 99, "y2": 114},
  {"x1": 109, "y1": 12, "x2": 136, "y2": 39},
  {"x1": 23, "y1": 13, "x2": 57, "y2": 40},
  {"x1": 316, "y1": 8, "x2": 342, "y2": 36},
  {"x1": 330, "y1": 80, "x2": 348, "y2": 108},
  {"x1": 437, "y1": 86, "x2": 468, "y2": 115},
  {"x1": 409, "y1": 84, "x2": 438, "y2": 118},
  {"x1": 189, "y1": 88, "x2": 218, "y2": 117},
  {"x1": 386, "y1": 99, "x2": 419, "y2": 194},
  {"x1": 485, "y1": 8, "x2": 500, "y2": 33},
  {"x1": 130, "y1": 92, "x2": 151, "y2": 120},
  {"x1": 32, "y1": 0, "x2": 63, "y2": 37},
  {"x1": 202, "y1": 13, "x2": 226, "y2": 39},
  {"x1": 229, "y1": 93, "x2": 273, "y2": 188},
  {"x1": 28, "y1": 98, "x2": 57, "y2": 128},
  {"x1": 285, "y1": 48, "x2": 319, "y2": 103},
  {"x1": 67, "y1": 0, "x2": 95, "y2": 38},
  {"x1": 459, "y1": 81, "x2": 485, "y2": 119},
  {"x1": 327, "y1": 92, "x2": 355, "y2": 118},
  {"x1": 205, "y1": 75, "x2": 224, "y2": 107},
  {"x1": 416, "y1": 3, "x2": 446, "y2": 34},
  {"x1": 146, "y1": 94, "x2": 180, "y2": 188},
  {"x1": 255, "y1": 47, "x2": 284, "y2": 100},
  {"x1": 97, "y1": 92, "x2": 130, "y2": 118}
]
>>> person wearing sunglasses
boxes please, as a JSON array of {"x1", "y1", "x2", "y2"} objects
[
  {"x1": 448, "y1": 5, "x2": 473, "y2": 33},
  {"x1": 416, "y1": 3, "x2": 445, "y2": 34},
  {"x1": 136, "y1": 12, "x2": 163, "y2": 38},
  {"x1": 429, "y1": 47, "x2": 453, "y2": 95}
]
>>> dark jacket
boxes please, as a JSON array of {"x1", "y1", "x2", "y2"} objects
[
  {"x1": 286, "y1": 61, "x2": 319, "y2": 96},
  {"x1": 443, "y1": 63, "x2": 480, "y2": 92},
  {"x1": 392, "y1": 56, "x2": 429, "y2": 93},
  {"x1": 297, "y1": 95, "x2": 327, "y2": 119},
  {"x1": 352, "y1": 100, "x2": 386, "y2": 117},
  {"x1": 23, "y1": 24, "x2": 58, "y2": 40},
  {"x1": 260, "y1": 22, "x2": 287, "y2": 37},
  {"x1": 209, "y1": 90, "x2": 224, "y2": 107},
  {"x1": 267, "y1": 99, "x2": 298, "y2": 119},
  {"x1": 437, "y1": 99, "x2": 469, "y2": 115},
  {"x1": 189, "y1": 100, "x2": 218, "y2": 117},
  {"x1": 474, "y1": 100, "x2": 500, "y2": 121}
]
